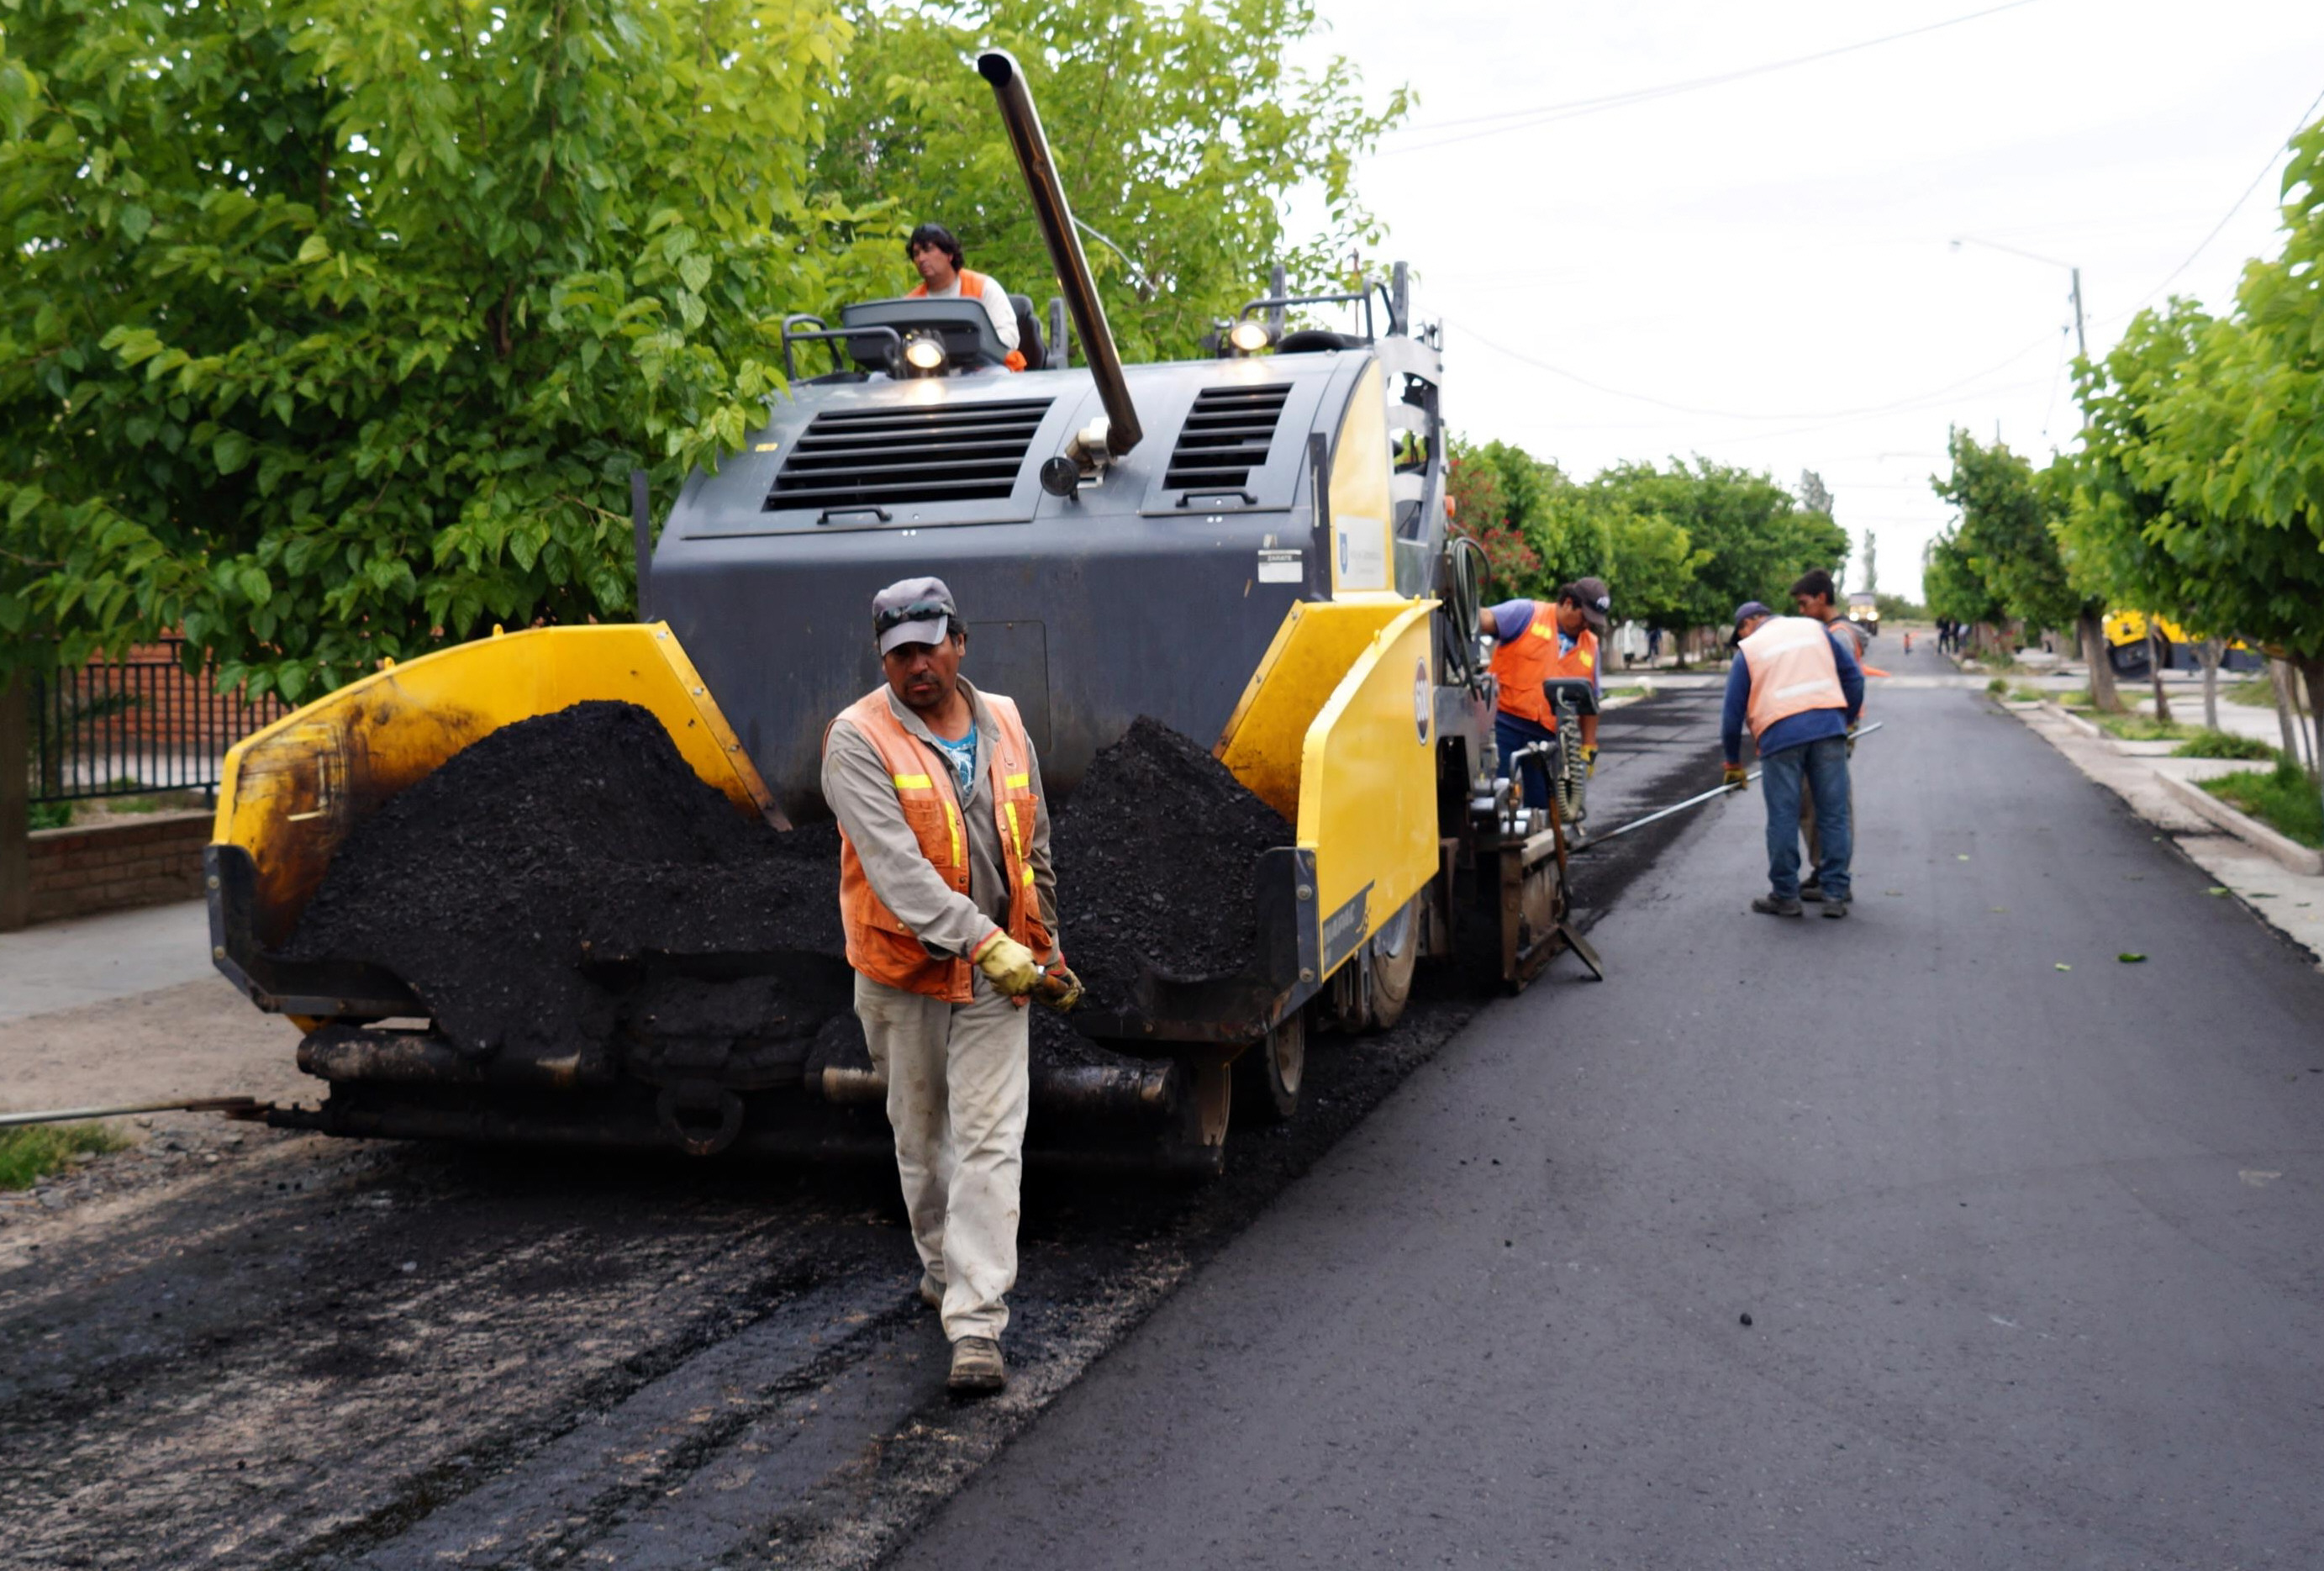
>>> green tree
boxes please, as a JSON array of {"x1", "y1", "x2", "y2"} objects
[
  {"x1": 809, "y1": 0, "x2": 1410, "y2": 362},
  {"x1": 1921, "y1": 527, "x2": 2005, "y2": 637},
  {"x1": 2100, "y1": 119, "x2": 2324, "y2": 768},
  {"x1": 1587, "y1": 458, "x2": 1845, "y2": 632},
  {"x1": 1, "y1": 0, "x2": 884, "y2": 699}
]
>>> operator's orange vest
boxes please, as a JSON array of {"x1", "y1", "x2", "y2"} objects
[
  {"x1": 1740, "y1": 616, "x2": 1847, "y2": 740},
  {"x1": 829, "y1": 688, "x2": 1051, "y2": 1003},
  {"x1": 1490, "y1": 611, "x2": 1597, "y2": 729},
  {"x1": 906, "y1": 269, "x2": 1028, "y2": 372}
]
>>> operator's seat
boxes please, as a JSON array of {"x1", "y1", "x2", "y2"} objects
[{"x1": 1009, "y1": 293, "x2": 1046, "y2": 369}]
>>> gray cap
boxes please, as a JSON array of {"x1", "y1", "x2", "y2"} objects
[
  {"x1": 1562, "y1": 576, "x2": 1612, "y2": 632},
  {"x1": 1729, "y1": 600, "x2": 1774, "y2": 647},
  {"x1": 871, "y1": 577, "x2": 959, "y2": 655}
]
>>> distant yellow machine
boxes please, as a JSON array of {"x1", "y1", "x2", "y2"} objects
[{"x1": 2101, "y1": 613, "x2": 2261, "y2": 677}]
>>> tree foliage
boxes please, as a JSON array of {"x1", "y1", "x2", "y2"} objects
[
  {"x1": 809, "y1": 0, "x2": 1410, "y2": 362},
  {"x1": 1586, "y1": 458, "x2": 1845, "y2": 630},
  {"x1": 1, "y1": 0, "x2": 887, "y2": 696},
  {"x1": 1, "y1": 0, "x2": 1409, "y2": 695},
  {"x1": 1930, "y1": 428, "x2": 2081, "y2": 634}
]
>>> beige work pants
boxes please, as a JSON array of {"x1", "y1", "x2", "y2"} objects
[{"x1": 853, "y1": 971, "x2": 1030, "y2": 1343}]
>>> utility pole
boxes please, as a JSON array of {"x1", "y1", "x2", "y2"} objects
[
  {"x1": 1863, "y1": 530, "x2": 1879, "y2": 597},
  {"x1": 2068, "y1": 266, "x2": 2087, "y2": 362}
]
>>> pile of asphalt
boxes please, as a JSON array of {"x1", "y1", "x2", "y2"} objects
[
  {"x1": 285, "y1": 702, "x2": 1287, "y2": 1068},
  {"x1": 1049, "y1": 716, "x2": 1289, "y2": 1013}
]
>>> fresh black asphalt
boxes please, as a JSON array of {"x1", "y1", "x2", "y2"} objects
[{"x1": 890, "y1": 643, "x2": 2324, "y2": 1568}]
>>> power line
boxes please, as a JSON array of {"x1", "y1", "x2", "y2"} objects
[
  {"x1": 2105, "y1": 81, "x2": 2324, "y2": 324},
  {"x1": 1382, "y1": 0, "x2": 2042, "y2": 157},
  {"x1": 1442, "y1": 314, "x2": 2061, "y2": 424}
]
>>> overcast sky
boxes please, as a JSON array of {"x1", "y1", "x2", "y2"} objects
[{"x1": 1299, "y1": 0, "x2": 2324, "y2": 601}]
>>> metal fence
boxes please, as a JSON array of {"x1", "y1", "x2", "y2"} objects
[{"x1": 29, "y1": 641, "x2": 291, "y2": 804}]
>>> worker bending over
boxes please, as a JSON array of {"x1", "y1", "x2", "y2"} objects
[
  {"x1": 821, "y1": 577, "x2": 1078, "y2": 1394},
  {"x1": 905, "y1": 222, "x2": 1025, "y2": 372},
  {"x1": 1721, "y1": 599, "x2": 1865, "y2": 919},
  {"x1": 1789, "y1": 568, "x2": 1867, "y2": 904},
  {"x1": 1481, "y1": 577, "x2": 1611, "y2": 811}
]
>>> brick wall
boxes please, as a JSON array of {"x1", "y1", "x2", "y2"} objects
[{"x1": 28, "y1": 811, "x2": 213, "y2": 925}]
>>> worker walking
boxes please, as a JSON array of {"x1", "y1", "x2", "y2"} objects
[
  {"x1": 1482, "y1": 577, "x2": 1611, "y2": 811},
  {"x1": 821, "y1": 577, "x2": 1078, "y2": 1394},
  {"x1": 904, "y1": 222, "x2": 1026, "y2": 371},
  {"x1": 1721, "y1": 599, "x2": 1865, "y2": 919},
  {"x1": 1789, "y1": 569, "x2": 1867, "y2": 904}
]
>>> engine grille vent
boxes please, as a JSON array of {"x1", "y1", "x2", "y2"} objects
[
  {"x1": 1164, "y1": 383, "x2": 1292, "y2": 493},
  {"x1": 765, "y1": 398, "x2": 1054, "y2": 512}
]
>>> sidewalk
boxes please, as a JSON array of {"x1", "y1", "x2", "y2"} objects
[
  {"x1": 2006, "y1": 701, "x2": 2321, "y2": 962},
  {"x1": 0, "y1": 899, "x2": 308, "y2": 1113}
]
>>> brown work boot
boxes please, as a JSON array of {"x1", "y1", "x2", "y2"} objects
[
  {"x1": 1821, "y1": 897, "x2": 1851, "y2": 919},
  {"x1": 1751, "y1": 894, "x2": 1804, "y2": 917},
  {"x1": 948, "y1": 1336, "x2": 1005, "y2": 1394}
]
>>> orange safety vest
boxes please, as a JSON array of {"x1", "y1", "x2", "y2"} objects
[
  {"x1": 1490, "y1": 612, "x2": 1598, "y2": 730},
  {"x1": 906, "y1": 269, "x2": 1028, "y2": 372},
  {"x1": 829, "y1": 688, "x2": 1051, "y2": 1004},
  {"x1": 1741, "y1": 616, "x2": 1847, "y2": 740}
]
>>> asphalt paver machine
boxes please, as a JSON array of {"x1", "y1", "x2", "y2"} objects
[{"x1": 205, "y1": 51, "x2": 1597, "y2": 1171}]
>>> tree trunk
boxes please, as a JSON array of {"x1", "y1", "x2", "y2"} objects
[
  {"x1": 2145, "y1": 619, "x2": 2172, "y2": 724},
  {"x1": 2295, "y1": 655, "x2": 2324, "y2": 779},
  {"x1": 2078, "y1": 610, "x2": 2122, "y2": 712},
  {"x1": 2269, "y1": 657, "x2": 2303, "y2": 759},
  {"x1": 2200, "y1": 638, "x2": 2221, "y2": 732}
]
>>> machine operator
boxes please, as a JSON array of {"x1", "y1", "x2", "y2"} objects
[
  {"x1": 820, "y1": 577, "x2": 1079, "y2": 1394},
  {"x1": 904, "y1": 222, "x2": 1026, "y2": 372},
  {"x1": 1481, "y1": 577, "x2": 1611, "y2": 811}
]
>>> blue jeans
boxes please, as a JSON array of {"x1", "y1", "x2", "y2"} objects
[
  {"x1": 1494, "y1": 712, "x2": 1561, "y2": 810},
  {"x1": 1760, "y1": 736, "x2": 1851, "y2": 900}
]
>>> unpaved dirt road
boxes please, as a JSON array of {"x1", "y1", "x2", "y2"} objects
[{"x1": 0, "y1": 688, "x2": 1718, "y2": 1570}]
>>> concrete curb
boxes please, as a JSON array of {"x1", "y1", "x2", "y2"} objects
[
  {"x1": 2155, "y1": 772, "x2": 2324, "y2": 877},
  {"x1": 2041, "y1": 701, "x2": 2106, "y2": 741}
]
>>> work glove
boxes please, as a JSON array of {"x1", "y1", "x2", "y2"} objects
[
  {"x1": 1036, "y1": 958, "x2": 1083, "y2": 1012},
  {"x1": 971, "y1": 930, "x2": 1041, "y2": 998},
  {"x1": 1721, "y1": 763, "x2": 1749, "y2": 793},
  {"x1": 1581, "y1": 743, "x2": 1599, "y2": 778}
]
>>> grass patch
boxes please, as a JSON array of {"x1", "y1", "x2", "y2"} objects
[
  {"x1": 2173, "y1": 729, "x2": 2279, "y2": 761},
  {"x1": 29, "y1": 800, "x2": 72, "y2": 830},
  {"x1": 1986, "y1": 676, "x2": 2009, "y2": 695},
  {"x1": 2224, "y1": 676, "x2": 2278, "y2": 708},
  {"x1": 2009, "y1": 684, "x2": 2047, "y2": 703},
  {"x1": 1605, "y1": 685, "x2": 1650, "y2": 702},
  {"x1": 2058, "y1": 688, "x2": 2092, "y2": 709},
  {"x1": 2092, "y1": 712, "x2": 2195, "y2": 742},
  {"x1": 0, "y1": 1121, "x2": 129, "y2": 1190},
  {"x1": 2203, "y1": 759, "x2": 2324, "y2": 849}
]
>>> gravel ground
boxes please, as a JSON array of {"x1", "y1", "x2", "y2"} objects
[{"x1": 0, "y1": 693, "x2": 1719, "y2": 1570}]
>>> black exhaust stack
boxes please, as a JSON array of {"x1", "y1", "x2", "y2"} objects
[{"x1": 978, "y1": 49, "x2": 1141, "y2": 458}]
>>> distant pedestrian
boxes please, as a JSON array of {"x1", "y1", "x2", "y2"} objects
[
  {"x1": 1903, "y1": 629, "x2": 1914, "y2": 655},
  {"x1": 1647, "y1": 625, "x2": 1663, "y2": 665},
  {"x1": 1721, "y1": 600, "x2": 1865, "y2": 919}
]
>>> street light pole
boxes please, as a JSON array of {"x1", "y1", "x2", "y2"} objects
[{"x1": 1951, "y1": 236, "x2": 2086, "y2": 361}]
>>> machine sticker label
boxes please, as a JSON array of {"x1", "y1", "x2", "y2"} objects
[
  {"x1": 1321, "y1": 883, "x2": 1373, "y2": 974},
  {"x1": 1257, "y1": 549, "x2": 1303, "y2": 583},
  {"x1": 1334, "y1": 514, "x2": 1389, "y2": 591}
]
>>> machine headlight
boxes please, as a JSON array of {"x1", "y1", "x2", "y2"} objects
[
  {"x1": 1228, "y1": 319, "x2": 1273, "y2": 354},
  {"x1": 903, "y1": 335, "x2": 946, "y2": 373}
]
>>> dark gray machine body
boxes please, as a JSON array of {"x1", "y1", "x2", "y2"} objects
[{"x1": 651, "y1": 336, "x2": 1450, "y2": 823}]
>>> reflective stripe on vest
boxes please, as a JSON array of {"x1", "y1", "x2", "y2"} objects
[
  {"x1": 1740, "y1": 617, "x2": 1847, "y2": 740},
  {"x1": 828, "y1": 688, "x2": 1050, "y2": 1003},
  {"x1": 1489, "y1": 614, "x2": 1597, "y2": 730}
]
